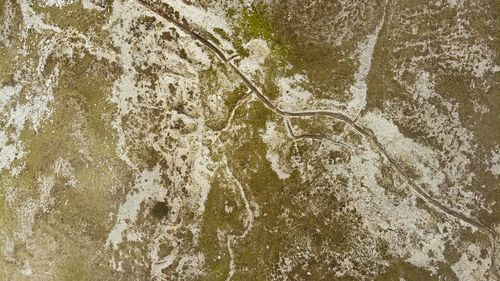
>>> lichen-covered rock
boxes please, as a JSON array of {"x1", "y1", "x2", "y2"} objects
[{"x1": 0, "y1": 0, "x2": 498, "y2": 280}]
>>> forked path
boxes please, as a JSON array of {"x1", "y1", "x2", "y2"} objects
[{"x1": 136, "y1": 0, "x2": 498, "y2": 277}]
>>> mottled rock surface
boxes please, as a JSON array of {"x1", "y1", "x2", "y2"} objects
[{"x1": 0, "y1": 0, "x2": 499, "y2": 280}]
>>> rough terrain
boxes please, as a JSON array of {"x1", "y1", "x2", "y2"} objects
[{"x1": 0, "y1": 0, "x2": 499, "y2": 280}]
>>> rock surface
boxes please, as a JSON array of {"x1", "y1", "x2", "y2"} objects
[{"x1": 0, "y1": 0, "x2": 499, "y2": 280}]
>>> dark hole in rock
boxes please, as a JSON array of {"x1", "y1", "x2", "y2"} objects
[
  {"x1": 480, "y1": 248, "x2": 488, "y2": 259},
  {"x1": 152, "y1": 201, "x2": 171, "y2": 219},
  {"x1": 161, "y1": 31, "x2": 174, "y2": 41}
]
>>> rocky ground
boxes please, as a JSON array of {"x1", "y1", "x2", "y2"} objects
[{"x1": 0, "y1": 0, "x2": 499, "y2": 280}]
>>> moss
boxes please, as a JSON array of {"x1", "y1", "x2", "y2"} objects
[
  {"x1": 213, "y1": 27, "x2": 230, "y2": 41},
  {"x1": 0, "y1": 190, "x2": 14, "y2": 239},
  {"x1": 292, "y1": 116, "x2": 342, "y2": 136},
  {"x1": 0, "y1": 0, "x2": 23, "y2": 85},
  {"x1": 199, "y1": 172, "x2": 245, "y2": 281},
  {"x1": 199, "y1": 64, "x2": 248, "y2": 131},
  {"x1": 16, "y1": 50, "x2": 124, "y2": 183},
  {"x1": 0, "y1": 48, "x2": 14, "y2": 85},
  {"x1": 229, "y1": 3, "x2": 289, "y2": 102},
  {"x1": 206, "y1": 101, "x2": 362, "y2": 279},
  {"x1": 1, "y1": 45, "x2": 132, "y2": 277},
  {"x1": 224, "y1": 84, "x2": 247, "y2": 108},
  {"x1": 365, "y1": 36, "x2": 402, "y2": 110},
  {"x1": 56, "y1": 258, "x2": 90, "y2": 281},
  {"x1": 54, "y1": 249, "x2": 114, "y2": 281},
  {"x1": 261, "y1": 60, "x2": 282, "y2": 100},
  {"x1": 374, "y1": 260, "x2": 439, "y2": 281},
  {"x1": 238, "y1": 3, "x2": 287, "y2": 61},
  {"x1": 205, "y1": 30, "x2": 222, "y2": 46},
  {"x1": 33, "y1": 2, "x2": 111, "y2": 35}
]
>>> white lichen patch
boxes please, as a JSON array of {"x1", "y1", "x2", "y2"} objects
[
  {"x1": 37, "y1": 0, "x2": 105, "y2": 10},
  {"x1": 360, "y1": 111, "x2": 445, "y2": 193},
  {"x1": 393, "y1": 6, "x2": 496, "y2": 82},
  {"x1": 486, "y1": 147, "x2": 500, "y2": 177},
  {"x1": 275, "y1": 73, "x2": 313, "y2": 111},
  {"x1": 346, "y1": 0, "x2": 387, "y2": 118},
  {"x1": 360, "y1": 109, "x2": 488, "y2": 216},
  {"x1": 107, "y1": 166, "x2": 167, "y2": 249},
  {"x1": 12, "y1": 175, "x2": 55, "y2": 242},
  {"x1": 53, "y1": 157, "x2": 78, "y2": 188},
  {"x1": 452, "y1": 244, "x2": 491, "y2": 281},
  {"x1": 346, "y1": 145, "x2": 448, "y2": 273},
  {"x1": 41, "y1": 0, "x2": 74, "y2": 7},
  {"x1": 1, "y1": 0, "x2": 498, "y2": 279},
  {"x1": 0, "y1": 121, "x2": 25, "y2": 173},
  {"x1": 102, "y1": 1, "x2": 220, "y2": 278},
  {"x1": 393, "y1": 70, "x2": 492, "y2": 214},
  {"x1": 261, "y1": 121, "x2": 291, "y2": 180},
  {"x1": 238, "y1": 38, "x2": 270, "y2": 77},
  {"x1": 0, "y1": 50, "x2": 59, "y2": 176},
  {"x1": 17, "y1": 0, "x2": 61, "y2": 32},
  {"x1": 166, "y1": 0, "x2": 235, "y2": 52}
]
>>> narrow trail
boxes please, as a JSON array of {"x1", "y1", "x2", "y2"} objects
[{"x1": 136, "y1": 0, "x2": 498, "y2": 277}]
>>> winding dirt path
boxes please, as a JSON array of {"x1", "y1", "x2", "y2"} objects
[{"x1": 136, "y1": 0, "x2": 498, "y2": 277}]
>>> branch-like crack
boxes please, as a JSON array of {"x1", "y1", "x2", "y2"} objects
[
  {"x1": 136, "y1": 0, "x2": 498, "y2": 276},
  {"x1": 223, "y1": 156, "x2": 254, "y2": 281},
  {"x1": 211, "y1": 90, "x2": 252, "y2": 147}
]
